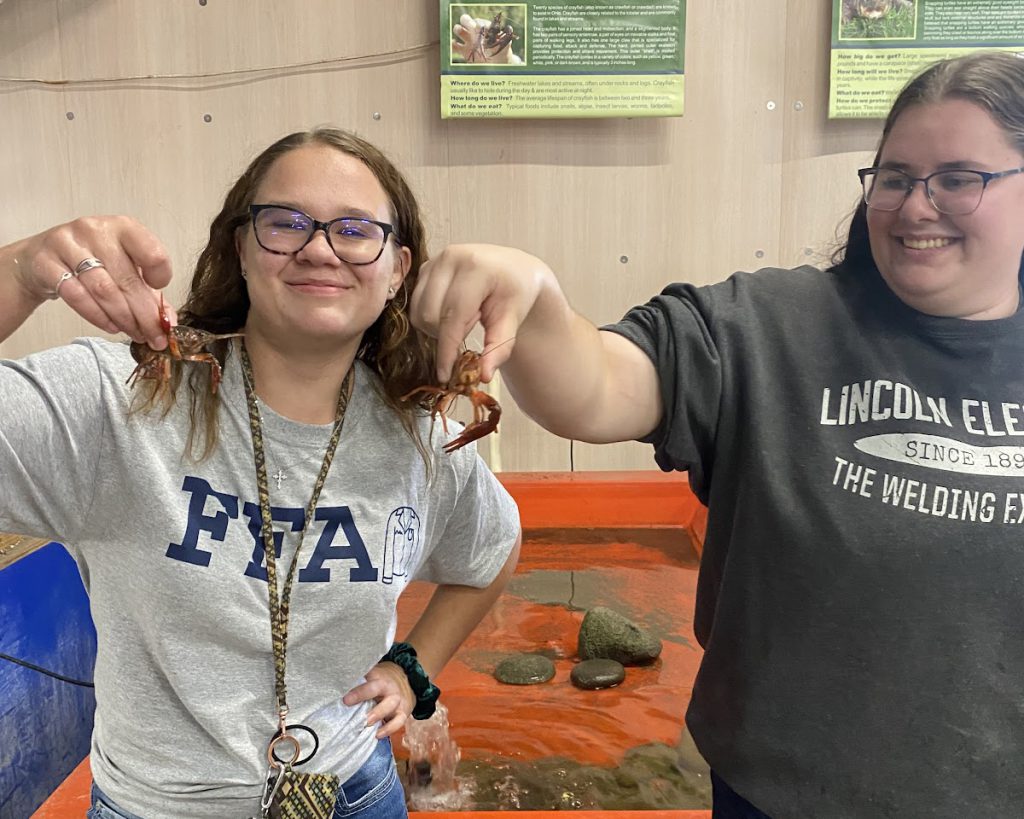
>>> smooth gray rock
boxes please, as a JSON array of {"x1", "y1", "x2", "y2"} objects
[
  {"x1": 577, "y1": 606, "x2": 662, "y2": 665},
  {"x1": 494, "y1": 653, "x2": 556, "y2": 685},
  {"x1": 570, "y1": 658, "x2": 625, "y2": 690}
]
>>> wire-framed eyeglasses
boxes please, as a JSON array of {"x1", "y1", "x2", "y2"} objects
[
  {"x1": 858, "y1": 166, "x2": 1024, "y2": 216},
  {"x1": 249, "y1": 204, "x2": 401, "y2": 265}
]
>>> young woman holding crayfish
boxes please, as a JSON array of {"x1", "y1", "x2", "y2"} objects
[{"x1": 0, "y1": 127, "x2": 520, "y2": 819}]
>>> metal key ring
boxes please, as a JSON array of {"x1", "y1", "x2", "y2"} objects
[
  {"x1": 270, "y1": 723, "x2": 320, "y2": 767},
  {"x1": 266, "y1": 732, "x2": 301, "y2": 767}
]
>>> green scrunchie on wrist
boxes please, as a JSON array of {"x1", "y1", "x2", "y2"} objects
[{"x1": 381, "y1": 641, "x2": 441, "y2": 720}]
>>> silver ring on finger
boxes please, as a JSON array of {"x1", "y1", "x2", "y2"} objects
[
  {"x1": 51, "y1": 270, "x2": 75, "y2": 300},
  {"x1": 74, "y1": 256, "x2": 105, "y2": 276}
]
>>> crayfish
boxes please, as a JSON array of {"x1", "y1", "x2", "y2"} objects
[
  {"x1": 127, "y1": 295, "x2": 244, "y2": 395},
  {"x1": 403, "y1": 350, "x2": 501, "y2": 453},
  {"x1": 468, "y1": 11, "x2": 518, "y2": 63}
]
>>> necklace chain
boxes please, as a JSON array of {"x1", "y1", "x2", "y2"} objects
[
  {"x1": 262, "y1": 437, "x2": 327, "y2": 490},
  {"x1": 239, "y1": 371, "x2": 340, "y2": 490}
]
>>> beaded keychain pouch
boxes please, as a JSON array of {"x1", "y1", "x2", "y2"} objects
[
  {"x1": 267, "y1": 771, "x2": 340, "y2": 819},
  {"x1": 262, "y1": 737, "x2": 340, "y2": 818}
]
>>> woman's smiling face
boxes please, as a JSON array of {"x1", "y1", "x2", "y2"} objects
[
  {"x1": 867, "y1": 98, "x2": 1024, "y2": 319},
  {"x1": 237, "y1": 143, "x2": 409, "y2": 346}
]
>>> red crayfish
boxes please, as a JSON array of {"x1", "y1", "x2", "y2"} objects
[
  {"x1": 402, "y1": 350, "x2": 501, "y2": 453},
  {"x1": 127, "y1": 295, "x2": 244, "y2": 395}
]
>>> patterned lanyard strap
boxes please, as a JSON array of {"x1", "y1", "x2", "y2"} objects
[{"x1": 239, "y1": 341, "x2": 354, "y2": 739}]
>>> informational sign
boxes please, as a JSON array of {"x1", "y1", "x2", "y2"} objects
[
  {"x1": 830, "y1": 0, "x2": 1024, "y2": 119},
  {"x1": 440, "y1": 1, "x2": 685, "y2": 119}
]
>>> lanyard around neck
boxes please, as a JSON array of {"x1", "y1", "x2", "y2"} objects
[{"x1": 239, "y1": 341, "x2": 354, "y2": 730}]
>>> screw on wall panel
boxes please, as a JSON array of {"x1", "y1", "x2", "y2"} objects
[
  {"x1": 766, "y1": 100, "x2": 776, "y2": 111},
  {"x1": 203, "y1": 114, "x2": 213, "y2": 123},
  {"x1": 804, "y1": 247, "x2": 813, "y2": 256},
  {"x1": 372, "y1": 112, "x2": 382, "y2": 120},
  {"x1": 755, "y1": 249, "x2": 765, "y2": 259},
  {"x1": 66, "y1": 111, "x2": 75, "y2": 120},
  {"x1": 199, "y1": 0, "x2": 207, "y2": 5},
  {"x1": 794, "y1": 100, "x2": 804, "y2": 111},
  {"x1": 619, "y1": 255, "x2": 629, "y2": 264}
]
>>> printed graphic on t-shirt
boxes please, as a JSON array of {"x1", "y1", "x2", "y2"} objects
[
  {"x1": 820, "y1": 379, "x2": 1024, "y2": 524},
  {"x1": 164, "y1": 476, "x2": 424, "y2": 579},
  {"x1": 382, "y1": 507, "x2": 420, "y2": 584}
]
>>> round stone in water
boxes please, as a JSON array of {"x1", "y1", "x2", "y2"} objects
[
  {"x1": 571, "y1": 658, "x2": 625, "y2": 690},
  {"x1": 494, "y1": 653, "x2": 556, "y2": 685}
]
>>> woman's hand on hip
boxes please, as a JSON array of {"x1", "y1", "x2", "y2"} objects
[{"x1": 343, "y1": 662, "x2": 415, "y2": 738}]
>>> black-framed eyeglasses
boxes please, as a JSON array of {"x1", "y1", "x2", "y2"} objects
[
  {"x1": 858, "y1": 166, "x2": 1024, "y2": 216},
  {"x1": 249, "y1": 204, "x2": 400, "y2": 265}
]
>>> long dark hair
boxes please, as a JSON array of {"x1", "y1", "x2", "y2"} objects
[
  {"x1": 830, "y1": 51, "x2": 1024, "y2": 277},
  {"x1": 133, "y1": 128, "x2": 436, "y2": 462}
]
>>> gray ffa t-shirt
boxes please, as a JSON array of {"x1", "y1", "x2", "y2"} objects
[
  {"x1": 608, "y1": 265, "x2": 1024, "y2": 818},
  {"x1": 0, "y1": 339, "x2": 520, "y2": 819}
]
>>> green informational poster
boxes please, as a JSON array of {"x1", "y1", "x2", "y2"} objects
[
  {"x1": 440, "y1": 1, "x2": 685, "y2": 119},
  {"x1": 830, "y1": 0, "x2": 1024, "y2": 119}
]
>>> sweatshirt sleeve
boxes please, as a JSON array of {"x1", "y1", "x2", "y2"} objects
[{"x1": 604, "y1": 281, "x2": 724, "y2": 501}]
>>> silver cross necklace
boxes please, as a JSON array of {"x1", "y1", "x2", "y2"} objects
[
  {"x1": 261, "y1": 436, "x2": 328, "y2": 490},
  {"x1": 239, "y1": 369, "x2": 332, "y2": 491}
]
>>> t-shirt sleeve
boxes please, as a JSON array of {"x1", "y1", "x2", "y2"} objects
[
  {"x1": 603, "y1": 282, "x2": 724, "y2": 500},
  {"x1": 0, "y1": 340, "x2": 109, "y2": 543},
  {"x1": 414, "y1": 450, "x2": 520, "y2": 587}
]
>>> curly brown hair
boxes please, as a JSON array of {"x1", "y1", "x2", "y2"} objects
[
  {"x1": 832, "y1": 50, "x2": 1024, "y2": 277},
  {"x1": 132, "y1": 128, "x2": 437, "y2": 462}
]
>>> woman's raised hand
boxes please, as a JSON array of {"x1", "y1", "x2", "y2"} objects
[
  {"x1": 14, "y1": 216, "x2": 175, "y2": 348},
  {"x1": 410, "y1": 243, "x2": 557, "y2": 384}
]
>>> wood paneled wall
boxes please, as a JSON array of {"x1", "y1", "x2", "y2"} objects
[{"x1": 0, "y1": 0, "x2": 882, "y2": 472}]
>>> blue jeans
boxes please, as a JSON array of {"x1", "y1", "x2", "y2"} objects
[
  {"x1": 87, "y1": 737, "x2": 407, "y2": 819},
  {"x1": 333, "y1": 737, "x2": 406, "y2": 819},
  {"x1": 711, "y1": 770, "x2": 772, "y2": 819}
]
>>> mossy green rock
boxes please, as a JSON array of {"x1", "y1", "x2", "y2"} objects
[
  {"x1": 570, "y1": 658, "x2": 626, "y2": 690},
  {"x1": 494, "y1": 653, "x2": 556, "y2": 685},
  {"x1": 577, "y1": 606, "x2": 662, "y2": 665}
]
